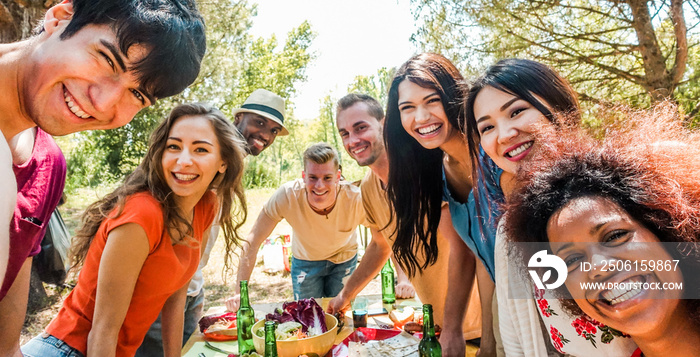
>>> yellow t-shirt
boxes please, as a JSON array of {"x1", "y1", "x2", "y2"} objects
[
  {"x1": 263, "y1": 179, "x2": 365, "y2": 264},
  {"x1": 360, "y1": 171, "x2": 482, "y2": 340}
]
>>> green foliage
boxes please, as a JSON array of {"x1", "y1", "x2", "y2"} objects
[
  {"x1": 63, "y1": 0, "x2": 316, "y2": 192},
  {"x1": 411, "y1": 0, "x2": 700, "y2": 111},
  {"x1": 347, "y1": 67, "x2": 396, "y2": 107},
  {"x1": 284, "y1": 66, "x2": 399, "y2": 186}
]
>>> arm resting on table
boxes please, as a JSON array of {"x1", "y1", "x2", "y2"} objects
[
  {"x1": 393, "y1": 254, "x2": 415, "y2": 299},
  {"x1": 327, "y1": 227, "x2": 391, "y2": 314}
]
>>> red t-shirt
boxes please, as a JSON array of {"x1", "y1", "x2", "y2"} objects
[
  {"x1": 46, "y1": 191, "x2": 216, "y2": 356},
  {"x1": 1, "y1": 128, "x2": 66, "y2": 299}
]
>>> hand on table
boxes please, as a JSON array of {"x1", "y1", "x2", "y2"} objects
[
  {"x1": 440, "y1": 329, "x2": 467, "y2": 357},
  {"x1": 326, "y1": 293, "x2": 351, "y2": 315},
  {"x1": 395, "y1": 281, "x2": 415, "y2": 299},
  {"x1": 225, "y1": 294, "x2": 240, "y2": 312}
]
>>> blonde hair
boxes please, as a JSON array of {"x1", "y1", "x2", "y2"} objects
[{"x1": 303, "y1": 142, "x2": 339, "y2": 170}]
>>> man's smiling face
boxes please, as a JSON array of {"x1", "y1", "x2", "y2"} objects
[
  {"x1": 303, "y1": 161, "x2": 341, "y2": 211},
  {"x1": 336, "y1": 102, "x2": 384, "y2": 167},
  {"x1": 234, "y1": 112, "x2": 282, "y2": 156},
  {"x1": 24, "y1": 23, "x2": 153, "y2": 136}
]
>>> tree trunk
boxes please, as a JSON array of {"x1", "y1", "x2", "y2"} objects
[
  {"x1": 0, "y1": 0, "x2": 57, "y2": 43},
  {"x1": 627, "y1": 0, "x2": 687, "y2": 103}
]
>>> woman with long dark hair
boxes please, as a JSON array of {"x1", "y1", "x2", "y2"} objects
[
  {"x1": 384, "y1": 53, "x2": 489, "y2": 356},
  {"x1": 465, "y1": 59, "x2": 637, "y2": 355},
  {"x1": 22, "y1": 103, "x2": 247, "y2": 357},
  {"x1": 503, "y1": 106, "x2": 700, "y2": 356}
]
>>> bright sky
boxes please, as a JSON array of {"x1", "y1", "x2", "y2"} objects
[{"x1": 248, "y1": 0, "x2": 419, "y2": 120}]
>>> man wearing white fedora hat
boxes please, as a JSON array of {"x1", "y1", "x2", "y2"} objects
[
  {"x1": 136, "y1": 88, "x2": 289, "y2": 356},
  {"x1": 231, "y1": 89, "x2": 289, "y2": 156}
]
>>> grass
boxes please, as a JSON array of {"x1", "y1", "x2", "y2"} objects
[{"x1": 22, "y1": 186, "x2": 380, "y2": 342}]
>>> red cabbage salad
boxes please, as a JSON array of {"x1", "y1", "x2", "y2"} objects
[{"x1": 257, "y1": 298, "x2": 329, "y2": 340}]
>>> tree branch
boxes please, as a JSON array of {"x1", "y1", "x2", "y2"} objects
[
  {"x1": 627, "y1": 0, "x2": 672, "y2": 99},
  {"x1": 505, "y1": 28, "x2": 646, "y2": 84},
  {"x1": 504, "y1": 10, "x2": 637, "y2": 52},
  {"x1": 530, "y1": 0, "x2": 633, "y2": 23},
  {"x1": 669, "y1": 0, "x2": 688, "y2": 85}
]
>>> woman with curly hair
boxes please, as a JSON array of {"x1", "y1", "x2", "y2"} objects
[
  {"x1": 384, "y1": 53, "x2": 487, "y2": 355},
  {"x1": 22, "y1": 103, "x2": 247, "y2": 357},
  {"x1": 503, "y1": 106, "x2": 700, "y2": 356},
  {"x1": 465, "y1": 58, "x2": 636, "y2": 356}
]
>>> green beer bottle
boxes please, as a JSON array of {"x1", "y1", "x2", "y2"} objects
[
  {"x1": 381, "y1": 260, "x2": 395, "y2": 304},
  {"x1": 237, "y1": 280, "x2": 256, "y2": 355},
  {"x1": 418, "y1": 304, "x2": 441, "y2": 357},
  {"x1": 264, "y1": 320, "x2": 278, "y2": 357}
]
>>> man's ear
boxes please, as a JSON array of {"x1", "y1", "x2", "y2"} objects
[
  {"x1": 336, "y1": 169, "x2": 341, "y2": 181},
  {"x1": 301, "y1": 170, "x2": 306, "y2": 180},
  {"x1": 233, "y1": 113, "x2": 242, "y2": 125},
  {"x1": 44, "y1": 0, "x2": 74, "y2": 36}
]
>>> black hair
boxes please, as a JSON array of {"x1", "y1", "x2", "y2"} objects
[
  {"x1": 384, "y1": 53, "x2": 465, "y2": 277},
  {"x1": 463, "y1": 58, "x2": 580, "y2": 246},
  {"x1": 504, "y1": 107, "x2": 700, "y2": 324},
  {"x1": 61, "y1": 0, "x2": 206, "y2": 101},
  {"x1": 464, "y1": 58, "x2": 580, "y2": 170}
]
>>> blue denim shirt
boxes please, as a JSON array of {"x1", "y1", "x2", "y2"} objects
[{"x1": 443, "y1": 148, "x2": 504, "y2": 281}]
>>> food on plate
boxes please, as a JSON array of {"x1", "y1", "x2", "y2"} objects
[
  {"x1": 388, "y1": 307, "x2": 415, "y2": 329},
  {"x1": 199, "y1": 311, "x2": 238, "y2": 340},
  {"x1": 402, "y1": 321, "x2": 441, "y2": 335},
  {"x1": 199, "y1": 311, "x2": 237, "y2": 333},
  {"x1": 403, "y1": 321, "x2": 422, "y2": 333},
  {"x1": 206, "y1": 318, "x2": 237, "y2": 334},
  {"x1": 254, "y1": 298, "x2": 329, "y2": 341}
]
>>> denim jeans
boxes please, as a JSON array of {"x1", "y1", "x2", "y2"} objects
[
  {"x1": 291, "y1": 255, "x2": 357, "y2": 300},
  {"x1": 21, "y1": 334, "x2": 84, "y2": 357},
  {"x1": 134, "y1": 287, "x2": 205, "y2": 357}
]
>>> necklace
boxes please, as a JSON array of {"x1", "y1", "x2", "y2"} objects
[{"x1": 311, "y1": 201, "x2": 336, "y2": 219}]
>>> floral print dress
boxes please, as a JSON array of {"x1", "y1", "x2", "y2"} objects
[
  {"x1": 495, "y1": 220, "x2": 638, "y2": 356},
  {"x1": 534, "y1": 287, "x2": 637, "y2": 355}
]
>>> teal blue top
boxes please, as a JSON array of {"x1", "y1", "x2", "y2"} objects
[{"x1": 442, "y1": 148, "x2": 503, "y2": 281}]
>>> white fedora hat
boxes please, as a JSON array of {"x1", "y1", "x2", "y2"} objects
[{"x1": 231, "y1": 89, "x2": 288, "y2": 136}]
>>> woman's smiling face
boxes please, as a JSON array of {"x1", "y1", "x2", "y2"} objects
[
  {"x1": 547, "y1": 196, "x2": 685, "y2": 337},
  {"x1": 473, "y1": 85, "x2": 549, "y2": 174},
  {"x1": 398, "y1": 79, "x2": 456, "y2": 150}
]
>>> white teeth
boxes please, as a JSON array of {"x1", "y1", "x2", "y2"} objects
[
  {"x1": 352, "y1": 146, "x2": 367, "y2": 155},
  {"x1": 253, "y1": 139, "x2": 265, "y2": 147},
  {"x1": 417, "y1": 123, "x2": 441, "y2": 135},
  {"x1": 313, "y1": 191, "x2": 328, "y2": 196},
  {"x1": 601, "y1": 276, "x2": 644, "y2": 305},
  {"x1": 506, "y1": 142, "x2": 533, "y2": 157},
  {"x1": 174, "y1": 173, "x2": 198, "y2": 181},
  {"x1": 64, "y1": 89, "x2": 91, "y2": 119}
]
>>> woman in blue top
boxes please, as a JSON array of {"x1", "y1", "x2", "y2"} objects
[
  {"x1": 384, "y1": 52, "x2": 495, "y2": 356},
  {"x1": 464, "y1": 58, "x2": 637, "y2": 356}
]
